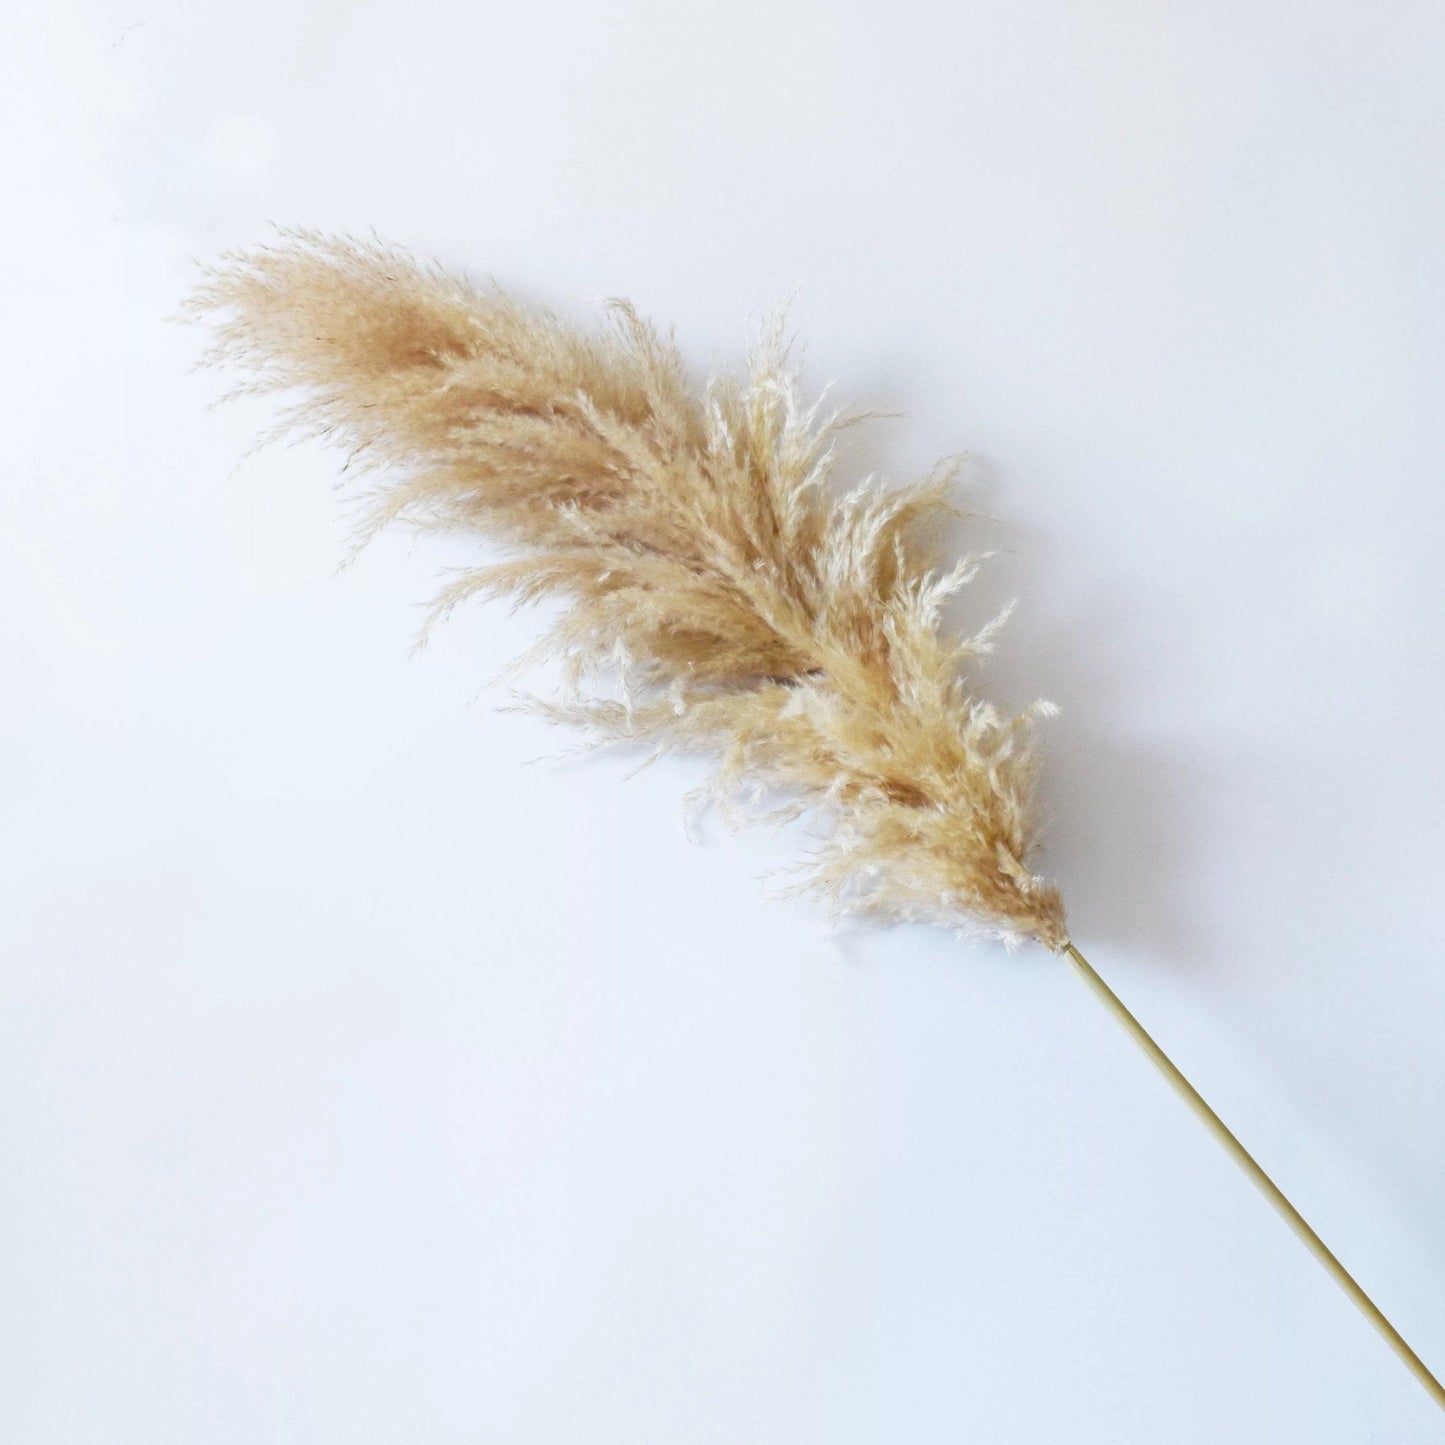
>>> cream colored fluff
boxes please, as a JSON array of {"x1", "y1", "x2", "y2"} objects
[{"x1": 191, "y1": 231, "x2": 1067, "y2": 949}]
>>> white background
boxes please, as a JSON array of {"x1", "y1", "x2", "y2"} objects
[{"x1": 4, "y1": 2, "x2": 1444, "y2": 1440}]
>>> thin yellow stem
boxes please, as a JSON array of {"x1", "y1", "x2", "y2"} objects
[{"x1": 1061, "y1": 941, "x2": 1444, "y2": 1412}]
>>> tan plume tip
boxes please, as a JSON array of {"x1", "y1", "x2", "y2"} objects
[{"x1": 189, "y1": 230, "x2": 1068, "y2": 951}]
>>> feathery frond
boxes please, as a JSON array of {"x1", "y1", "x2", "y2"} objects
[{"x1": 189, "y1": 230, "x2": 1067, "y2": 948}]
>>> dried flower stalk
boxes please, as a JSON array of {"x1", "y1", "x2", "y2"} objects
[
  {"x1": 190, "y1": 232, "x2": 1443, "y2": 1411},
  {"x1": 190, "y1": 230, "x2": 1067, "y2": 949}
]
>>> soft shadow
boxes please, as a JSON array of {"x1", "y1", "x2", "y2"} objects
[{"x1": 923, "y1": 453, "x2": 1219, "y2": 976}]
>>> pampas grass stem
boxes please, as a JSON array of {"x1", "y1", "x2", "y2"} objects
[{"x1": 1064, "y1": 943, "x2": 1444, "y2": 1410}]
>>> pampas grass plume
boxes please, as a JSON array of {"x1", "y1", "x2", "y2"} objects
[{"x1": 190, "y1": 230, "x2": 1067, "y2": 950}]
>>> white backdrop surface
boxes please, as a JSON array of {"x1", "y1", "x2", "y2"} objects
[{"x1": 3, "y1": 2, "x2": 1444, "y2": 1440}]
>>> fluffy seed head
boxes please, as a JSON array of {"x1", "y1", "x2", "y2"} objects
[{"x1": 190, "y1": 231, "x2": 1068, "y2": 950}]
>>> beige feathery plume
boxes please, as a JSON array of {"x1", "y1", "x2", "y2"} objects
[
  {"x1": 190, "y1": 231, "x2": 1443, "y2": 1411},
  {"x1": 191, "y1": 230, "x2": 1066, "y2": 950}
]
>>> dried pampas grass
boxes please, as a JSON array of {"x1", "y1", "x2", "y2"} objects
[
  {"x1": 189, "y1": 231, "x2": 1443, "y2": 1410},
  {"x1": 190, "y1": 230, "x2": 1067, "y2": 950}
]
